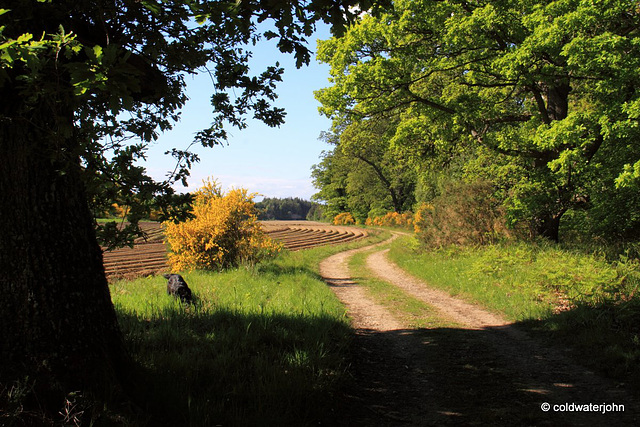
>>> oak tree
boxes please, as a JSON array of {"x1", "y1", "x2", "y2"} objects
[
  {"x1": 0, "y1": 0, "x2": 387, "y2": 418},
  {"x1": 311, "y1": 119, "x2": 416, "y2": 222},
  {"x1": 315, "y1": 0, "x2": 640, "y2": 241}
]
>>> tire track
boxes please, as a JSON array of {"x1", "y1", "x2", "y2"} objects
[
  {"x1": 319, "y1": 235, "x2": 402, "y2": 331},
  {"x1": 366, "y1": 249, "x2": 517, "y2": 333},
  {"x1": 319, "y1": 234, "x2": 435, "y2": 425}
]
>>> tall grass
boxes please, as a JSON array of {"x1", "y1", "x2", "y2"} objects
[
  {"x1": 110, "y1": 231, "x2": 387, "y2": 426},
  {"x1": 387, "y1": 235, "x2": 640, "y2": 388}
]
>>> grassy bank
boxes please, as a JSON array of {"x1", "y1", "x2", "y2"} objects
[
  {"x1": 110, "y1": 230, "x2": 387, "y2": 426},
  {"x1": 387, "y1": 235, "x2": 640, "y2": 389}
]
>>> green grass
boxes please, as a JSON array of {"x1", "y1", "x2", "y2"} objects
[
  {"x1": 387, "y1": 237, "x2": 557, "y2": 321},
  {"x1": 95, "y1": 217, "x2": 122, "y2": 223},
  {"x1": 110, "y1": 230, "x2": 387, "y2": 426},
  {"x1": 387, "y1": 235, "x2": 640, "y2": 389}
]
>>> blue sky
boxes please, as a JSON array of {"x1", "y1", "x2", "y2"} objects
[{"x1": 144, "y1": 24, "x2": 334, "y2": 201}]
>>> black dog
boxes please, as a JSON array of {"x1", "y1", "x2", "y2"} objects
[{"x1": 163, "y1": 273, "x2": 193, "y2": 304}]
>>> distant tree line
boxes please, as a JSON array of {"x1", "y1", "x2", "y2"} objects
[{"x1": 256, "y1": 197, "x2": 325, "y2": 221}]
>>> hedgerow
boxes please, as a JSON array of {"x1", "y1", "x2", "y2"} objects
[
  {"x1": 413, "y1": 181, "x2": 512, "y2": 247},
  {"x1": 365, "y1": 211, "x2": 413, "y2": 229}
]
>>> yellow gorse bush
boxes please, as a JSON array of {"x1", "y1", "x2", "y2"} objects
[
  {"x1": 163, "y1": 178, "x2": 282, "y2": 271},
  {"x1": 333, "y1": 212, "x2": 356, "y2": 225},
  {"x1": 365, "y1": 211, "x2": 413, "y2": 229},
  {"x1": 413, "y1": 203, "x2": 435, "y2": 235}
]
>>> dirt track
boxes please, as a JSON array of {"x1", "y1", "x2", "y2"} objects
[{"x1": 320, "y1": 233, "x2": 638, "y2": 426}]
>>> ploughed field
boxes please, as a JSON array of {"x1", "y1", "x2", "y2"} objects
[
  {"x1": 261, "y1": 220, "x2": 367, "y2": 251},
  {"x1": 103, "y1": 221, "x2": 367, "y2": 281}
]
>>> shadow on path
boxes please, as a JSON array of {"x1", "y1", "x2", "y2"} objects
[
  {"x1": 329, "y1": 325, "x2": 637, "y2": 426},
  {"x1": 321, "y1": 234, "x2": 638, "y2": 426}
]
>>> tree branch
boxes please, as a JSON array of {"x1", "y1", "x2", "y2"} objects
[
  {"x1": 529, "y1": 85, "x2": 551, "y2": 124},
  {"x1": 355, "y1": 154, "x2": 401, "y2": 212}
]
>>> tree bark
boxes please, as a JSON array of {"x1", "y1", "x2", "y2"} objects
[
  {"x1": 536, "y1": 209, "x2": 567, "y2": 243},
  {"x1": 0, "y1": 92, "x2": 130, "y2": 411},
  {"x1": 545, "y1": 80, "x2": 570, "y2": 121}
]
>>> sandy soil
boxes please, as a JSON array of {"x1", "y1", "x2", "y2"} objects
[{"x1": 319, "y1": 234, "x2": 639, "y2": 426}]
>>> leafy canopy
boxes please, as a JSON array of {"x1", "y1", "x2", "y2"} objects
[
  {"x1": 0, "y1": 0, "x2": 389, "y2": 246},
  {"x1": 311, "y1": 118, "x2": 416, "y2": 223},
  {"x1": 315, "y1": 0, "x2": 640, "y2": 240}
]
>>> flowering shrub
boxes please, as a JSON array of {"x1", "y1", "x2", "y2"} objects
[
  {"x1": 412, "y1": 203, "x2": 435, "y2": 235},
  {"x1": 333, "y1": 212, "x2": 356, "y2": 225},
  {"x1": 365, "y1": 211, "x2": 413, "y2": 229},
  {"x1": 111, "y1": 203, "x2": 128, "y2": 218},
  {"x1": 164, "y1": 179, "x2": 282, "y2": 271}
]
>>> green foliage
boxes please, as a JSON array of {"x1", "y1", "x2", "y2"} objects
[
  {"x1": 0, "y1": 0, "x2": 385, "y2": 249},
  {"x1": 314, "y1": 0, "x2": 640, "y2": 242},
  {"x1": 305, "y1": 202, "x2": 325, "y2": 221},
  {"x1": 311, "y1": 148, "x2": 350, "y2": 220},
  {"x1": 0, "y1": 0, "x2": 398, "y2": 419},
  {"x1": 561, "y1": 187, "x2": 640, "y2": 241},
  {"x1": 465, "y1": 244, "x2": 630, "y2": 307},
  {"x1": 311, "y1": 121, "x2": 416, "y2": 223}
]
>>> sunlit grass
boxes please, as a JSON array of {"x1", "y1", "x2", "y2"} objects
[
  {"x1": 348, "y1": 248, "x2": 460, "y2": 329},
  {"x1": 109, "y1": 230, "x2": 386, "y2": 425},
  {"x1": 388, "y1": 237, "x2": 535, "y2": 320}
]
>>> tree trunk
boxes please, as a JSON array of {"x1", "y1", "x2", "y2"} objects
[
  {"x1": 536, "y1": 209, "x2": 567, "y2": 243},
  {"x1": 0, "y1": 96, "x2": 130, "y2": 413},
  {"x1": 545, "y1": 80, "x2": 570, "y2": 121}
]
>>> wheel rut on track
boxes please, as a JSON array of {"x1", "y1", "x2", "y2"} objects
[{"x1": 320, "y1": 234, "x2": 638, "y2": 426}]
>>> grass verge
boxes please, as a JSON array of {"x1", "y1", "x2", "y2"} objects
[
  {"x1": 387, "y1": 235, "x2": 640, "y2": 390},
  {"x1": 110, "y1": 229, "x2": 387, "y2": 426}
]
